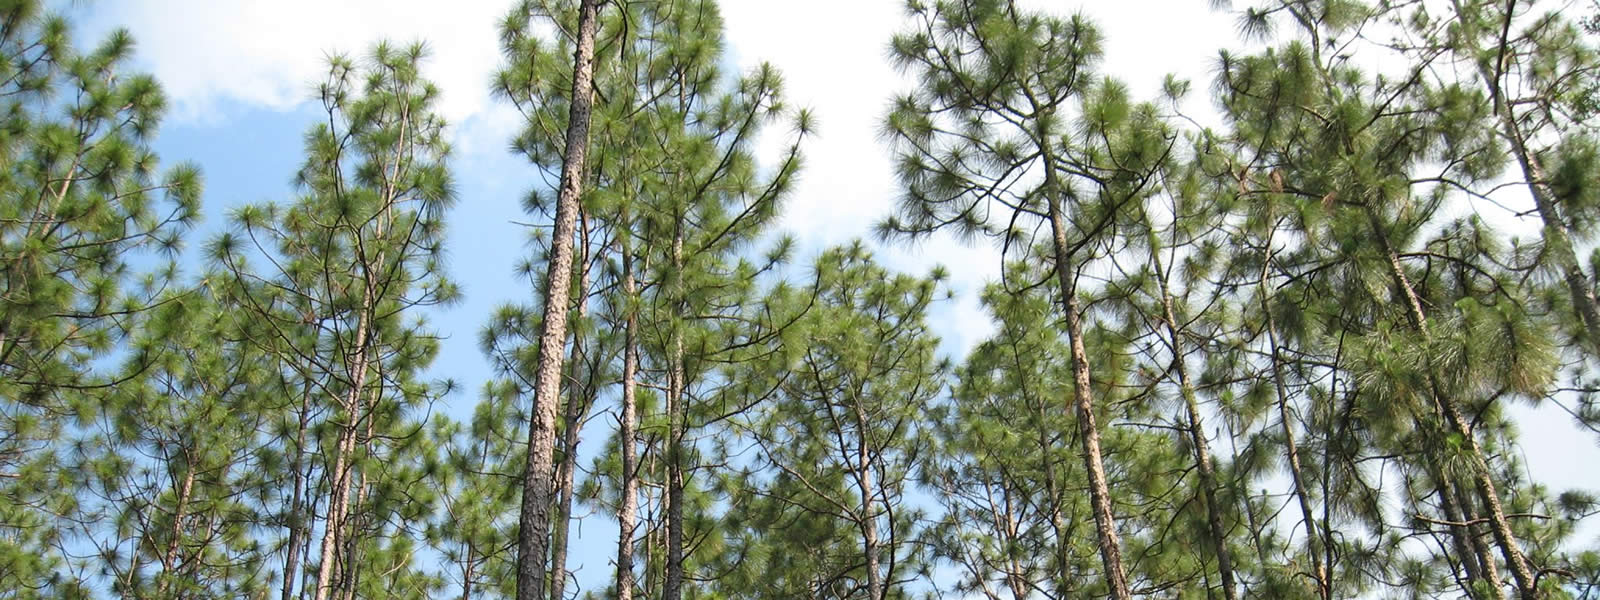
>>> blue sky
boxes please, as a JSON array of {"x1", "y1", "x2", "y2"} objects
[{"x1": 67, "y1": 0, "x2": 1600, "y2": 595}]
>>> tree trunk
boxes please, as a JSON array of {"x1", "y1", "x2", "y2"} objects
[
  {"x1": 1045, "y1": 193, "x2": 1131, "y2": 600},
  {"x1": 1258, "y1": 241, "x2": 1331, "y2": 600},
  {"x1": 314, "y1": 306, "x2": 372, "y2": 600},
  {"x1": 851, "y1": 402, "x2": 883, "y2": 600},
  {"x1": 156, "y1": 454, "x2": 196, "y2": 598},
  {"x1": 1153, "y1": 249, "x2": 1238, "y2": 600},
  {"x1": 515, "y1": 1, "x2": 601, "y2": 599},
  {"x1": 282, "y1": 378, "x2": 314, "y2": 600},
  {"x1": 313, "y1": 422, "x2": 356, "y2": 600},
  {"x1": 616, "y1": 230, "x2": 640, "y2": 600},
  {"x1": 1368, "y1": 207, "x2": 1539, "y2": 600},
  {"x1": 550, "y1": 214, "x2": 594, "y2": 600},
  {"x1": 1437, "y1": 474, "x2": 1505, "y2": 600},
  {"x1": 663, "y1": 228, "x2": 687, "y2": 600},
  {"x1": 337, "y1": 410, "x2": 377, "y2": 600},
  {"x1": 1018, "y1": 331, "x2": 1072, "y2": 598}
]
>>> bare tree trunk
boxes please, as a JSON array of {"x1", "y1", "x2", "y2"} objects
[
  {"x1": 314, "y1": 308, "x2": 372, "y2": 600},
  {"x1": 1153, "y1": 250, "x2": 1238, "y2": 600},
  {"x1": 663, "y1": 228, "x2": 686, "y2": 600},
  {"x1": 616, "y1": 228, "x2": 641, "y2": 600},
  {"x1": 314, "y1": 423, "x2": 357, "y2": 600},
  {"x1": 850, "y1": 403, "x2": 883, "y2": 600},
  {"x1": 337, "y1": 410, "x2": 376, "y2": 600},
  {"x1": 1369, "y1": 208, "x2": 1538, "y2": 600},
  {"x1": 1016, "y1": 329, "x2": 1071, "y2": 598},
  {"x1": 282, "y1": 378, "x2": 314, "y2": 600},
  {"x1": 156, "y1": 455, "x2": 196, "y2": 598},
  {"x1": 1045, "y1": 192, "x2": 1131, "y2": 600},
  {"x1": 515, "y1": 2, "x2": 601, "y2": 599},
  {"x1": 1437, "y1": 475, "x2": 1505, "y2": 600},
  {"x1": 550, "y1": 214, "x2": 594, "y2": 600},
  {"x1": 1258, "y1": 239, "x2": 1331, "y2": 600}
]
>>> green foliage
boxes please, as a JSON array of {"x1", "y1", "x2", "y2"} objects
[{"x1": 5, "y1": 2, "x2": 1600, "y2": 600}]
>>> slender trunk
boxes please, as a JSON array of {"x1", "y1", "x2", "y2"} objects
[
  {"x1": 642, "y1": 446, "x2": 659, "y2": 600},
  {"x1": 282, "y1": 379, "x2": 314, "y2": 600},
  {"x1": 852, "y1": 403, "x2": 883, "y2": 600},
  {"x1": 663, "y1": 228, "x2": 686, "y2": 600},
  {"x1": 1153, "y1": 250, "x2": 1238, "y2": 600},
  {"x1": 156, "y1": 455, "x2": 196, "y2": 597},
  {"x1": 1258, "y1": 240, "x2": 1331, "y2": 600},
  {"x1": 550, "y1": 215, "x2": 594, "y2": 600},
  {"x1": 1456, "y1": 484, "x2": 1507, "y2": 598},
  {"x1": 1044, "y1": 193, "x2": 1131, "y2": 600},
  {"x1": 1022, "y1": 343, "x2": 1071, "y2": 598},
  {"x1": 315, "y1": 306, "x2": 372, "y2": 600},
  {"x1": 1449, "y1": 0, "x2": 1600, "y2": 356},
  {"x1": 516, "y1": 2, "x2": 601, "y2": 599},
  {"x1": 337, "y1": 411, "x2": 377, "y2": 600},
  {"x1": 1224, "y1": 414, "x2": 1271, "y2": 568},
  {"x1": 1367, "y1": 207, "x2": 1539, "y2": 600},
  {"x1": 616, "y1": 228, "x2": 640, "y2": 600},
  {"x1": 314, "y1": 423, "x2": 357, "y2": 600},
  {"x1": 1437, "y1": 474, "x2": 1505, "y2": 600}
]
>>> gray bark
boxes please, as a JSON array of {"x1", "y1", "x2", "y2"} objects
[{"x1": 515, "y1": 1, "x2": 601, "y2": 599}]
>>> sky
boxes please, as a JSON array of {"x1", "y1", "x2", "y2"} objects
[{"x1": 68, "y1": 0, "x2": 1600, "y2": 595}]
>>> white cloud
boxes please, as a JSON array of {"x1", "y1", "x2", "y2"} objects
[{"x1": 93, "y1": 0, "x2": 507, "y2": 127}]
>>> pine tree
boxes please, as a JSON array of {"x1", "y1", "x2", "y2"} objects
[
  {"x1": 211, "y1": 41, "x2": 457, "y2": 600},
  {"x1": 1217, "y1": 2, "x2": 1565, "y2": 596},
  {"x1": 882, "y1": 3, "x2": 1175, "y2": 597},
  {"x1": 718, "y1": 243, "x2": 944, "y2": 600},
  {"x1": 493, "y1": 2, "x2": 602, "y2": 597},
  {"x1": 0, "y1": 3, "x2": 199, "y2": 593}
]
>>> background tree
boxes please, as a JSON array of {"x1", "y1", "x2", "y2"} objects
[
  {"x1": 882, "y1": 2, "x2": 1177, "y2": 597},
  {"x1": 211, "y1": 41, "x2": 458, "y2": 600}
]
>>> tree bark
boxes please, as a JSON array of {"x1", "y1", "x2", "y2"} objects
[
  {"x1": 616, "y1": 226, "x2": 640, "y2": 600},
  {"x1": 1368, "y1": 207, "x2": 1539, "y2": 600},
  {"x1": 663, "y1": 228, "x2": 687, "y2": 600},
  {"x1": 282, "y1": 378, "x2": 314, "y2": 600},
  {"x1": 516, "y1": 2, "x2": 601, "y2": 599},
  {"x1": 1153, "y1": 247, "x2": 1238, "y2": 600},
  {"x1": 550, "y1": 214, "x2": 594, "y2": 600},
  {"x1": 1045, "y1": 192, "x2": 1131, "y2": 600},
  {"x1": 314, "y1": 305, "x2": 372, "y2": 600},
  {"x1": 1257, "y1": 238, "x2": 1331, "y2": 600},
  {"x1": 156, "y1": 453, "x2": 196, "y2": 598}
]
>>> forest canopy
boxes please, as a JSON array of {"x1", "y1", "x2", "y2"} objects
[{"x1": 5, "y1": 0, "x2": 1600, "y2": 599}]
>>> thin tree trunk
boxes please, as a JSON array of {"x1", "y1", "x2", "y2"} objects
[
  {"x1": 1437, "y1": 475, "x2": 1505, "y2": 600},
  {"x1": 515, "y1": 1, "x2": 601, "y2": 599},
  {"x1": 1153, "y1": 248, "x2": 1238, "y2": 600},
  {"x1": 156, "y1": 454, "x2": 196, "y2": 597},
  {"x1": 851, "y1": 402, "x2": 883, "y2": 600},
  {"x1": 282, "y1": 378, "x2": 314, "y2": 600},
  {"x1": 642, "y1": 446, "x2": 659, "y2": 600},
  {"x1": 1258, "y1": 238, "x2": 1331, "y2": 600},
  {"x1": 1017, "y1": 331, "x2": 1072, "y2": 598},
  {"x1": 616, "y1": 224, "x2": 640, "y2": 600},
  {"x1": 1044, "y1": 192, "x2": 1131, "y2": 600},
  {"x1": 337, "y1": 410, "x2": 377, "y2": 600},
  {"x1": 663, "y1": 228, "x2": 686, "y2": 600},
  {"x1": 314, "y1": 309, "x2": 372, "y2": 600},
  {"x1": 314, "y1": 424, "x2": 356, "y2": 600},
  {"x1": 1368, "y1": 208, "x2": 1539, "y2": 600},
  {"x1": 550, "y1": 213, "x2": 594, "y2": 600}
]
